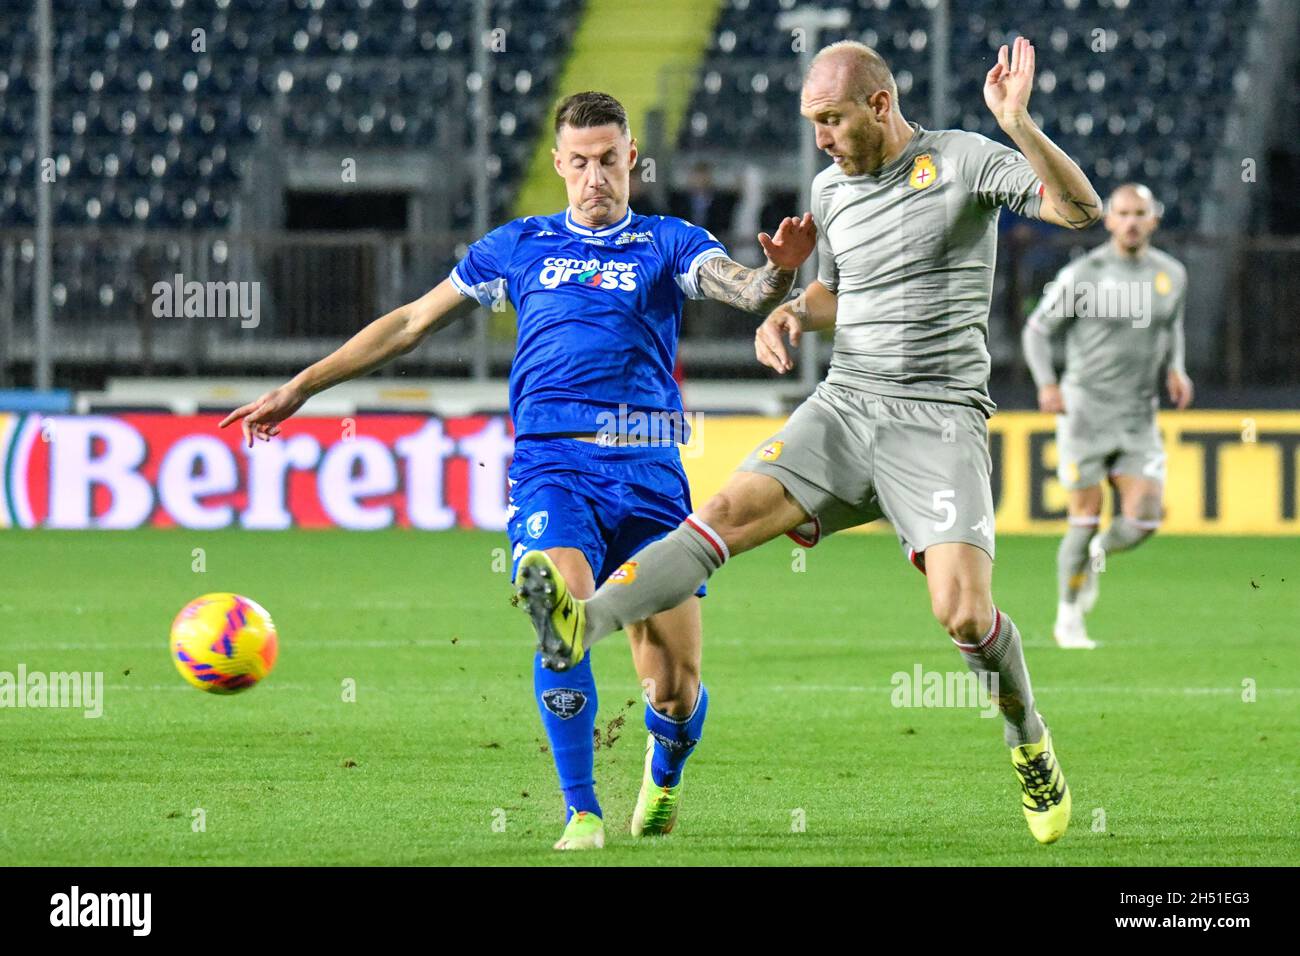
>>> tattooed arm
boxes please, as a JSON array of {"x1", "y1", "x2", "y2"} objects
[
  {"x1": 696, "y1": 213, "x2": 817, "y2": 314},
  {"x1": 1004, "y1": 115, "x2": 1102, "y2": 229},
  {"x1": 984, "y1": 36, "x2": 1101, "y2": 229}
]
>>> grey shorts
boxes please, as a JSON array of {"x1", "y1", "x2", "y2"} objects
[
  {"x1": 1055, "y1": 410, "x2": 1166, "y2": 491},
  {"x1": 738, "y1": 382, "x2": 997, "y2": 561}
]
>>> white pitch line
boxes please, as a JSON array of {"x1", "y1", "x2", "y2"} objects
[
  {"x1": 0, "y1": 639, "x2": 477, "y2": 651},
  {"x1": 765, "y1": 685, "x2": 1300, "y2": 695}
]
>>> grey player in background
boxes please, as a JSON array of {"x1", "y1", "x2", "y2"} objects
[
  {"x1": 1022, "y1": 183, "x2": 1192, "y2": 649},
  {"x1": 518, "y1": 38, "x2": 1101, "y2": 844}
]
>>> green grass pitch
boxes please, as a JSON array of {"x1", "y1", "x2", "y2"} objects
[{"x1": 1, "y1": 529, "x2": 1295, "y2": 866}]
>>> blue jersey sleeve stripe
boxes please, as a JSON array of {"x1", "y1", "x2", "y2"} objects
[
  {"x1": 675, "y1": 247, "x2": 729, "y2": 300},
  {"x1": 450, "y1": 267, "x2": 505, "y2": 308},
  {"x1": 448, "y1": 267, "x2": 476, "y2": 299}
]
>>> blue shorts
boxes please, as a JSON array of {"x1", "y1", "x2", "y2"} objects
[{"x1": 507, "y1": 438, "x2": 705, "y2": 597}]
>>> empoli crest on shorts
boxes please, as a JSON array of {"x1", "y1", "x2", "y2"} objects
[
  {"x1": 759, "y1": 440, "x2": 784, "y2": 462},
  {"x1": 909, "y1": 153, "x2": 938, "y2": 190}
]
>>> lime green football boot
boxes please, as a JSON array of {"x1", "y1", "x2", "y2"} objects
[
  {"x1": 515, "y1": 550, "x2": 586, "y2": 671},
  {"x1": 1011, "y1": 721, "x2": 1072, "y2": 844},
  {"x1": 553, "y1": 809, "x2": 604, "y2": 850},
  {"x1": 630, "y1": 734, "x2": 683, "y2": 837}
]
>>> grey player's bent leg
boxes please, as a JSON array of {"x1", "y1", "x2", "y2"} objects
[
  {"x1": 955, "y1": 609, "x2": 1045, "y2": 748},
  {"x1": 1098, "y1": 516, "x2": 1155, "y2": 553},
  {"x1": 583, "y1": 519, "x2": 726, "y2": 647},
  {"x1": 582, "y1": 471, "x2": 808, "y2": 647},
  {"x1": 1097, "y1": 475, "x2": 1162, "y2": 556},
  {"x1": 1057, "y1": 515, "x2": 1099, "y2": 603},
  {"x1": 925, "y1": 542, "x2": 1046, "y2": 747}
]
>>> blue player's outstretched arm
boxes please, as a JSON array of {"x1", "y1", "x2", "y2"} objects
[{"x1": 219, "y1": 278, "x2": 475, "y2": 447}]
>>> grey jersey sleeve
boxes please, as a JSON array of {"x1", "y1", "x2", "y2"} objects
[
  {"x1": 1022, "y1": 263, "x2": 1077, "y2": 387},
  {"x1": 1021, "y1": 321, "x2": 1057, "y2": 387},
  {"x1": 959, "y1": 134, "x2": 1045, "y2": 219},
  {"x1": 812, "y1": 178, "x2": 838, "y2": 293},
  {"x1": 1167, "y1": 281, "x2": 1187, "y2": 376}
]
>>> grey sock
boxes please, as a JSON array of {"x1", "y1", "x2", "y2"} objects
[
  {"x1": 954, "y1": 609, "x2": 1045, "y2": 748},
  {"x1": 584, "y1": 517, "x2": 728, "y2": 646},
  {"x1": 1057, "y1": 520, "x2": 1098, "y2": 603},
  {"x1": 1097, "y1": 516, "x2": 1155, "y2": 555}
]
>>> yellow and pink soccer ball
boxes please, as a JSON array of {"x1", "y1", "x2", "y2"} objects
[{"x1": 170, "y1": 593, "x2": 278, "y2": 694}]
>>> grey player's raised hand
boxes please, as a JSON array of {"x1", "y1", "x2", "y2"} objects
[
  {"x1": 757, "y1": 213, "x2": 816, "y2": 271},
  {"x1": 984, "y1": 36, "x2": 1036, "y2": 125}
]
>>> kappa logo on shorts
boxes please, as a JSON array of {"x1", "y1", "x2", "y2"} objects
[
  {"x1": 759, "y1": 440, "x2": 784, "y2": 462},
  {"x1": 526, "y1": 510, "x2": 549, "y2": 538},
  {"x1": 608, "y1": 561, "x2": 638, "y2": 584},
  {"x1": 541, "y1": 688, "x2": 587, "y2": 720},
  {"x1": 970, "y1": 515, "x2": 994, "y2": 540}
]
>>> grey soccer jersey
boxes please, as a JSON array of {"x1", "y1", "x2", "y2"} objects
[
  {"x1": 1022, "y1": 242, "x2": 1188, "y2": 417},
  {"x1": 1023, "y1": 242, "x2": 1188, "y2": 488},
  {"x1": 813, "y1": 122, "x2": 1045, "y2": 416}
]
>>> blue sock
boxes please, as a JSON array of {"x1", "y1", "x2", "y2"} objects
[
  {"x1": 533, "y1": 650, "x2": 601, "y2": 821},
  {"x1": 644, "y1": 684, "x2": 708, "y2": 788}
]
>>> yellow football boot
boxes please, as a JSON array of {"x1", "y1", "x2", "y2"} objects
[{"x1": 1011, "y1": 722, "x2": 1072, "y2": 844}]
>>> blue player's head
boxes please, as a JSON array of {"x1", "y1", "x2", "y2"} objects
[{"x1": 552, "y1": 91, "x2": 638, "y2": 229}]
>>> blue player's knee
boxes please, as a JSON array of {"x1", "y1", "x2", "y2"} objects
[
  {"x1": 645, "y1": 683, "x2": 708, "y2": 743},
  {"x1": 642, "y1": 673, "x2": 701, "y2": 719}
]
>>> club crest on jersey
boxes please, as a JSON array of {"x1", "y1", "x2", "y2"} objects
[
  {"x1": 759, "y1": 440, "x2": 785, "y2": 462},
  {"x1": 909, "y1": 153, "x2": 938, "y2": 190},
  {"x1": 609, "y1": 561, "x2": 638, "y2": 584},
  {"x1": 1154, "y1": 271, "x2": 1172, "y2": 296},
  {"x1": 526, "y1": 510, "x2": 549, "y2": 538},
  {"x1": 541, "y1": 688, "x2": 587, "y2": 720}
]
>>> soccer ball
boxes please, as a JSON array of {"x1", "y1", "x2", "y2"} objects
[{"x1": 170, "y1": 593, "x2": 279, "y2": 694}]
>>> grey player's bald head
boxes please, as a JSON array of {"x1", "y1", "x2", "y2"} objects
[
  {"x1": 1107, "y1": 183, "x2": 1161, "y2": 214},
  {"x1": 1104, "y1": 182, "x2": 1162, "y2": 253},
  {"x1": 806, "y1": 41, "x2": 899, "y2": 107}
]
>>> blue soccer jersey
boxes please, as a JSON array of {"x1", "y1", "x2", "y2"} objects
[{"x1": 449, "y1": 208, "x2": 727, "y2": 439}]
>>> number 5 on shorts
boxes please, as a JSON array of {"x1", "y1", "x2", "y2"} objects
[{"x1": 933, "y1": 489, "x2": 956, "y2": 532}]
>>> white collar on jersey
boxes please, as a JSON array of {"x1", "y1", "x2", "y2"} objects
[{"x1": 563, "y1": 207, "x2": 633, "y2": 237}]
